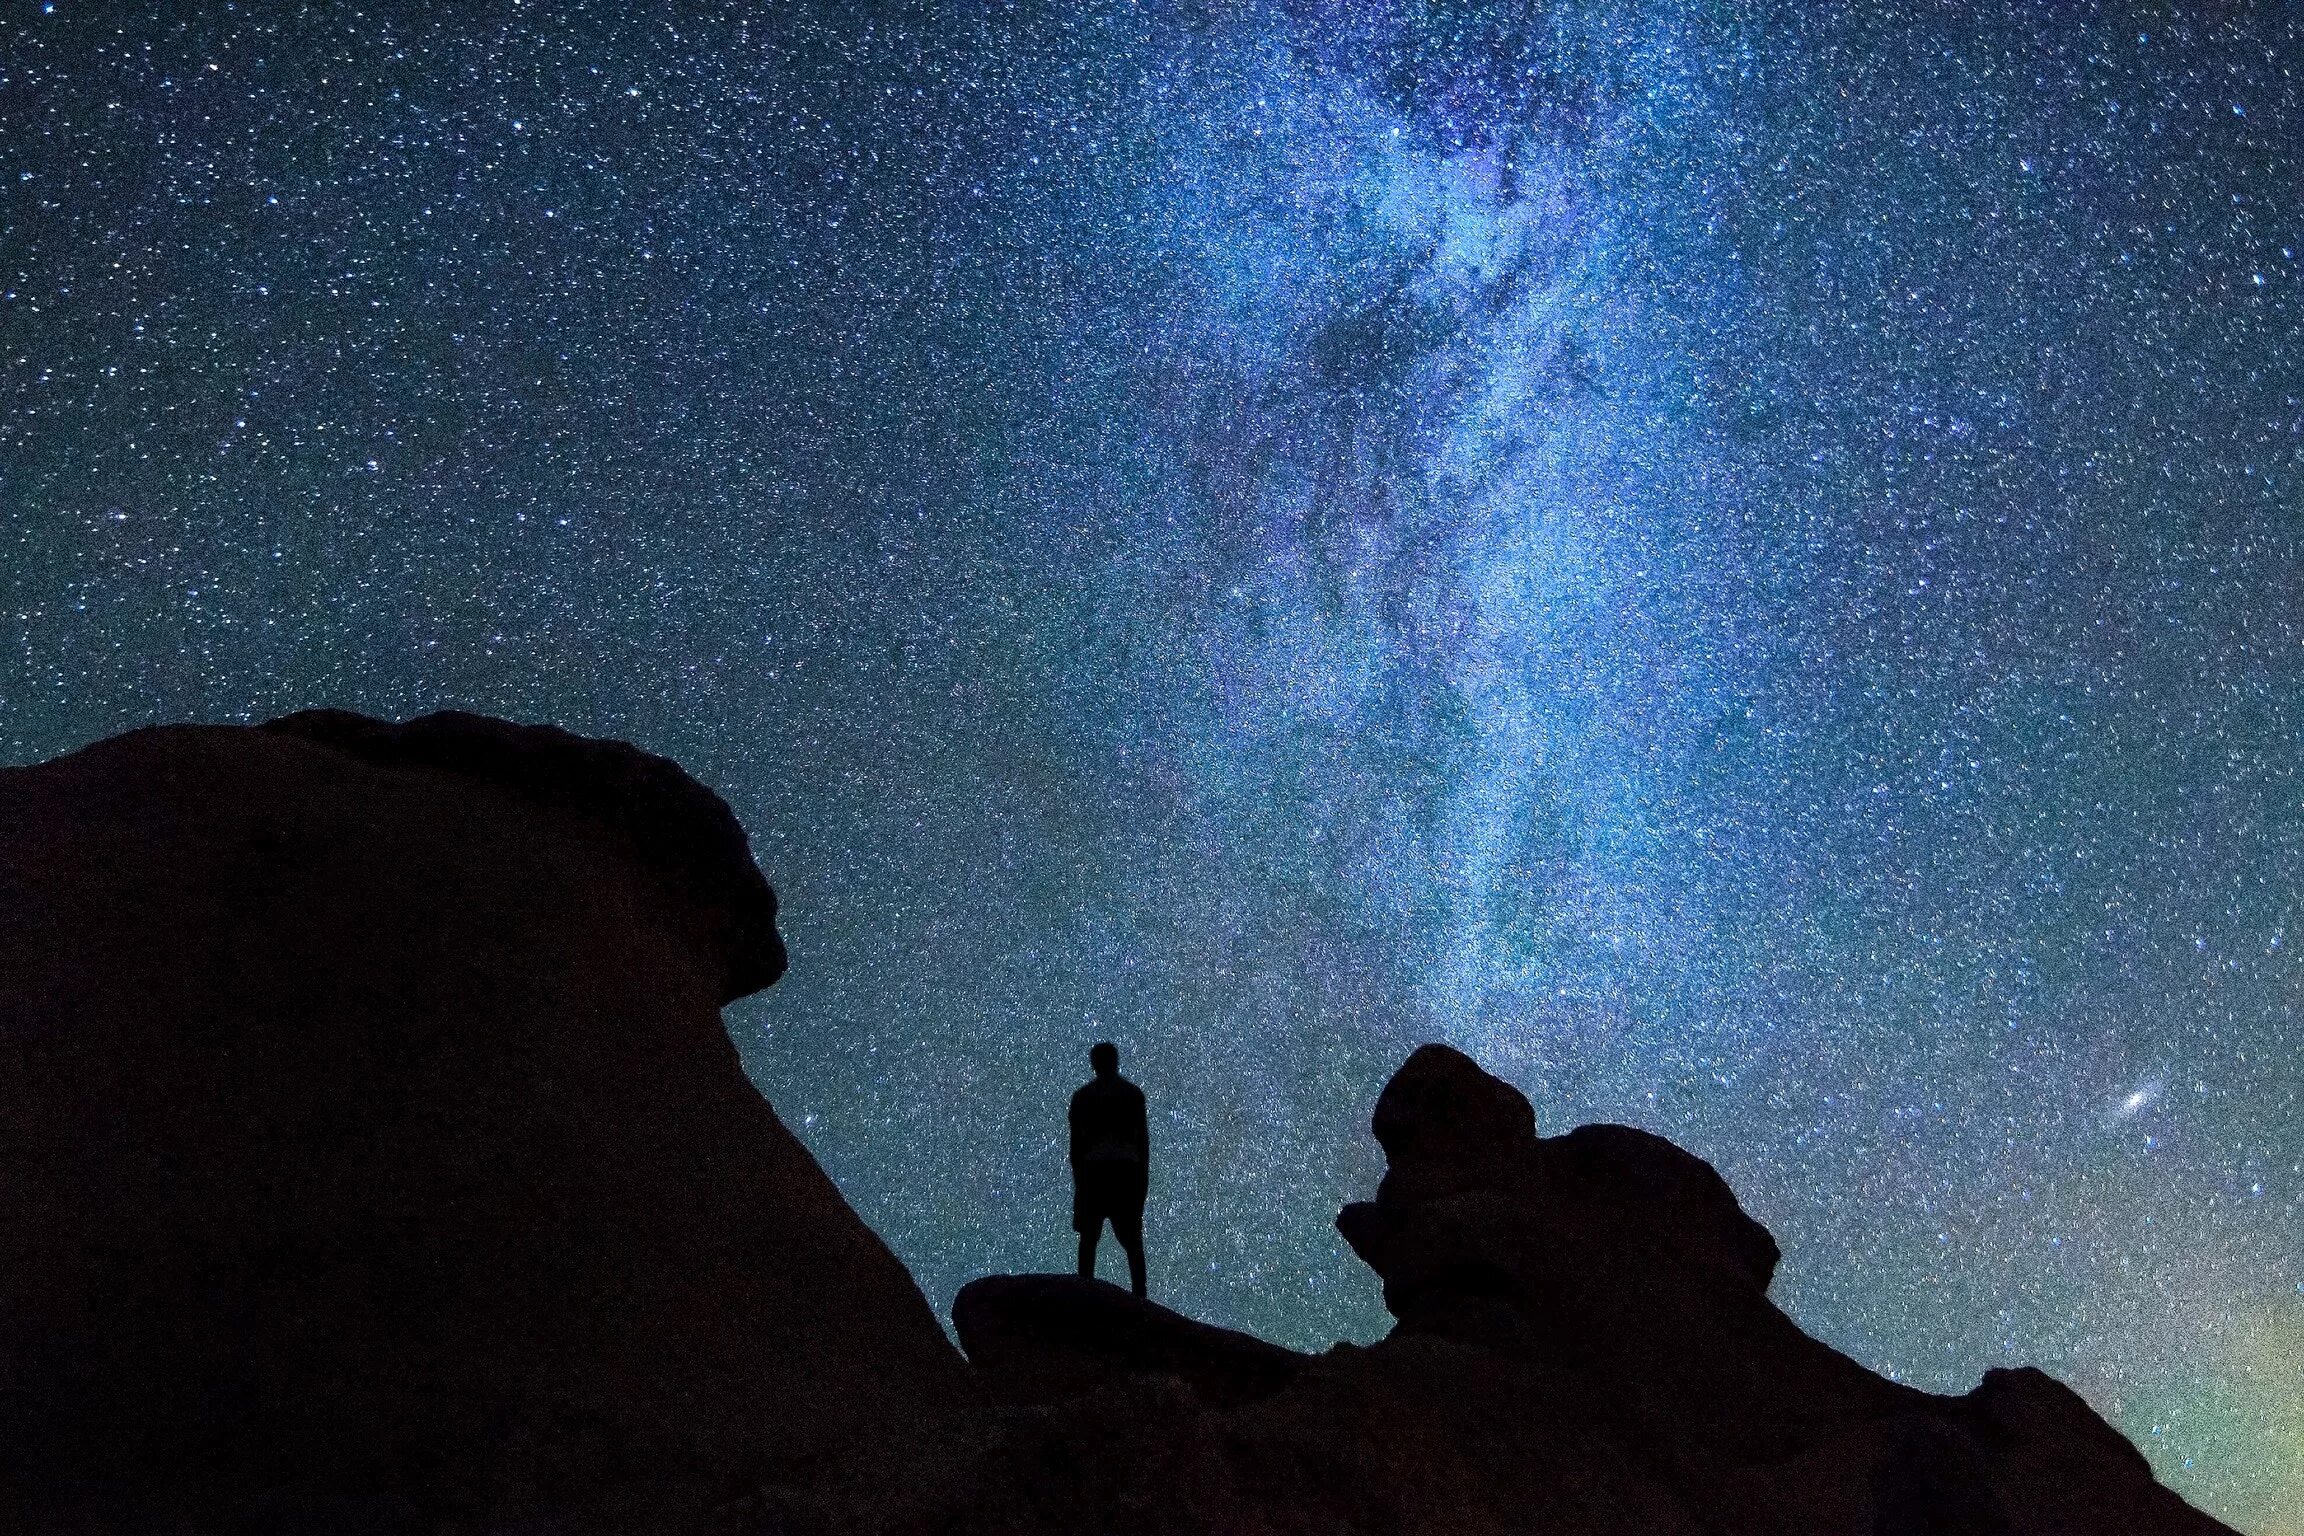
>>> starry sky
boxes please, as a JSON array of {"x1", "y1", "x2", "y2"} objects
[{"x1": 4, "y1": 4, "x2": 2300, "y2": 1529}]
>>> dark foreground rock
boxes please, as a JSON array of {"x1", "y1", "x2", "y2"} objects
[
  {"x1": 921, "y1": 1045, "x2": 2232, "y2": 1535},
  {"x1": 955, "y1": 1275, "x2": 1310, "y2": 1410},
  {"x1": 0, "y1": 714, "x2": 973, "y2": 1532},
  {"x1": 0, "y1": 715, "x2": 2238, "y2": 1535}
]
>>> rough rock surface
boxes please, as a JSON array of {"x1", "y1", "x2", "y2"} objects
[{"x1": 0, "y1": 715, "x2": 972, "y2": 1531}]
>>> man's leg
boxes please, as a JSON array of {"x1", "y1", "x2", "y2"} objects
[
  {"x1": 1115, "y1": 1206, "x2": 1146, "y2": 1298},
  {"x1": 1078, "y1": 1217, "x2": 1100, "y2": 1280}
]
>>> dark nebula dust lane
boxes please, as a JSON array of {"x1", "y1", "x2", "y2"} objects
[{"x1": 3, "y1": 6, "x2": 2299, "y2": 1529}]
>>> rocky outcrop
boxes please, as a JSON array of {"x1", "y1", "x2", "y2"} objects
[
  {"x1": 0, "y1": 714, "x2": 972, "y2": 1532},
  {"x1": 0, "y1": 715, "x2": 2238, "y2": 1535},
  {"x1": 920, "y1": 1045, "x2": 2235, "y2": 1535},
  {"x1": 1337, "y1": 1043, "x2": 1900, "y2": 1477},
  {"x1": 262, "y1": 708, "x2": 786, "y2": 1001},
  {"x1": 1337, "y1": 1043, "x2": 1783, "y2": 1339},
  {"x1": 1317, "y1": 1043, "x2": 2229, "y2": 1534},
  {"x1": 954, "y1": 1275, "x2": 1309, "y2": 1410}
]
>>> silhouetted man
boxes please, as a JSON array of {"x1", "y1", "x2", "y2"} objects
[{"x1": 1070, "y1": 1041, "x2": 1148, "y2": 1297}]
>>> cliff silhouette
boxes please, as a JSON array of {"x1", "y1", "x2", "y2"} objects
[{"x1": 0, "y1": 713, "x2": 2238, "y2": 1535}]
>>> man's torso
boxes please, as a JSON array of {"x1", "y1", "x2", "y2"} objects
[{"x1": 1071, "y1": 1076, "x2": 1147, "y2": 1206}]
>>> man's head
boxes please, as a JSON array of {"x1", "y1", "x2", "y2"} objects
[{"x1": 1089, "y1": 1041, "x2": 1119, "y2": 1077}]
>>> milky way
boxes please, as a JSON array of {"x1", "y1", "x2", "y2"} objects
[{"x1": 4, "y1": 6, "x2": 2300, "y2": 1528}]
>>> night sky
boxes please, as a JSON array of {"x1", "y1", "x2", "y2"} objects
[{"x1": 5, "y1": 4, "x2": 2300, "y2": 1529}]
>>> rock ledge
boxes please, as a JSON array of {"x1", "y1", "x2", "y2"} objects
[{"x1": 265, "y1": 708, "x2": 783, "y2": 1000}]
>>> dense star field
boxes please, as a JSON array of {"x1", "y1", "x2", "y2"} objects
[{"x1": 4, "y1": 5, "x2": 2300, "y2": 1529}]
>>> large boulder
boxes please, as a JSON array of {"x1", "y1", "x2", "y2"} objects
[
  {"x1": 1334, "y1": 1041, "x2": 1860, "y2": 1460},
  {"x1": 954, "y1": 1275, "x2": 1309, "y2": 1410},
  {"x1": 1338, "y1": 1044, "x2": 1780, "y2": 1318},
  {"x1": 0, "y1": 713, "x2": 973, "y2": 1530}
]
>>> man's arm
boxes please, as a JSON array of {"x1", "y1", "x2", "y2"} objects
[
  {"x1": 1068, "y1": 1090, "x2": 1086, "y2": 1176},
  {"x1": 1129, "y1": 1085, "x2": 1149, "y2": 1167}
]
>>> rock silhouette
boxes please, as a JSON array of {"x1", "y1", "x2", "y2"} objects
[
  {"x1": 0, "y1": 714, "x2": 2238, "y2": 1534},
  {"x1": 955, "y1": 1275, "x2": 1308, "y2": 1411},
  {"x1": 918, "y1": 1043, "x2": 2234, "y2": 1535},
  {"x1": 0, "y1": 714, "x2": 971, "y2": 1532}
]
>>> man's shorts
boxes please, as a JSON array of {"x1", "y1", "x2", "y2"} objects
[{"x1": 1073, "y1": 1163, "x2": 1147, "y2": 1237}]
